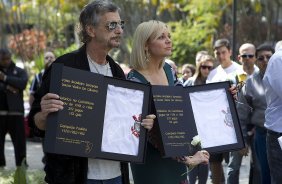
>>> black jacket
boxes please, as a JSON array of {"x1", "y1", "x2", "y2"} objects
[
  {"x1": 29, "y1": 45, "x2": 129, "y2": 184},
  {"x1": 0, "y1": 62, "x2": 28, "y2": 113}
]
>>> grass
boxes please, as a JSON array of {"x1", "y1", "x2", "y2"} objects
[{"x1": 0, "y1": 168, "x2": 45, "y2": 184}]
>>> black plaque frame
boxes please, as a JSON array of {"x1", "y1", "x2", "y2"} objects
[
  {"x1": 151, "y1": 82, "x2": 244, "y2": 157},
  {"x1": 185, "y1": 82, "x2": 245, "y2": 153},
  {"x1": 44, "y1": 63, "x2": 150, "y2": 163}
]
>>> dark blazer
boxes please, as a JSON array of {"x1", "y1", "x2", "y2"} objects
[
  {"x1": 0, "y1": 62, "x2": 28, "y2": 113},
  {"x1": 29, "y1": 45, "x2": 129, "y2": 184}
]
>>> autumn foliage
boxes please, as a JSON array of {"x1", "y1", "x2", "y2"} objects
[{"x1": 8, "y1": 29, "x2": 46, "y2": 61}]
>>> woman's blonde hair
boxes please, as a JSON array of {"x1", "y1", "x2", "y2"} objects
[{"x1": 130, "y1": 20, "x2": 169, "y2": 70}]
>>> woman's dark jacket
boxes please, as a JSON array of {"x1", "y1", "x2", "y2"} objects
[{"x1": 29, "y1": 45, "x2": 129, "y2": 184}]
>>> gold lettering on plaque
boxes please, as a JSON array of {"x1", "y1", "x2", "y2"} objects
[
  {"x1": 59, "y1": 123, "x2": 88, "y2": 136},
  {"x1": 61, "y1": 78, "x2": 99, "y2": 93}
]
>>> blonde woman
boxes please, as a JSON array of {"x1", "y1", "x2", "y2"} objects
[{"x1": 127, "y1": 20, "x2": 210, "y2": 184}]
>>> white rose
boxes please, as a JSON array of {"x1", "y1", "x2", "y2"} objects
[{"x1": 191, "y1": 135, "x2": 201, "y2": 146}]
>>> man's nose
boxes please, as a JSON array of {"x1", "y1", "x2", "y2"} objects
[{"x1": 115, "y1": 25, "x2": 123, "y2": 34}]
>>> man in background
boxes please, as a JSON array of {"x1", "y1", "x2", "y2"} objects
[
  {"x1": 229, "y1": 43, "x2": 260, "y2": 184},
  {"x1": 29, "y1": 51, "x2": 56, "y2": 105},
  {"x1": 207, "y1": 38, "x2": 243, "y2": 184},
  {"x1": 0, "y1": 48, "x2": 28, "y2": 167},
  {"x1": 207, "y1": 38, "x2": 243, "y2": 84},
  {"x1": 237, "y1": 43, "x2": 258, "y2": 78},
  {"x1": 263, "y1": 41, "x2": 282, "y2": 184},
  {"x1": 28, "y1": 51, "x2": 56, "y2": 162}
]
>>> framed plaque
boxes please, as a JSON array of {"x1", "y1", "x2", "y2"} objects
[
  {"x1": 151, "y1": 85, "x2": 197, "y2": 157},
  {"x1": 152, "y1": 82, "x2": 244, "y2": 157},
  {"x1": 44, "y1": 64, "x2": 150, "y2": 163}
]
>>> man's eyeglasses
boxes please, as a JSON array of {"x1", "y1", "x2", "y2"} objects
[
  {"x1": 257, "y1": 55, "x2": 272, "y2": 61},
  {"x1": 105, "y1": 21, "x2": 125, "y2": 31},
  {"x1": 240, "y1": 54, "x2": 254, "y2": 59},
  {"x1": 200, "y1": 65, "x2": 213, "y2": 70}
]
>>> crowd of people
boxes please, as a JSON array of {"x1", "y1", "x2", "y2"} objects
[{"x1": 0, "y1": 0, "x2": 282, "y2": 184}]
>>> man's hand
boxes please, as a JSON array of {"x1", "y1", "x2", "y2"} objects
[
  {"x1": 34, "y1": 93, "x2": 64, "y2": 130},
  {"x1": 6, "y1": 85, "x2": 19, "y2": 93},
  {"x1": 40, "y1": 93, "x2": 64, "y2": 115}
]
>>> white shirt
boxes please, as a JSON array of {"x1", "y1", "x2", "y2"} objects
[
  {"x1": 102, "y1": 85, "x2": 143, "y2": 156},
  {"x1": 87, "y1": 58, "x2": 121, "y2": 180},
  {"x1": 190, "y1": 89, "x2": 238, "y2": 148},
  {"x1": 263, "y1": 49, "x2": 282, "y2": 133},
  {"x1": 207, "y1": 61, "x2": 243, "y2": 84}
]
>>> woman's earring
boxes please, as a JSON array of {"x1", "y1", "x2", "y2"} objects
[{"x1": 145, "y1": 50, "x2": 151, "y2": 63}]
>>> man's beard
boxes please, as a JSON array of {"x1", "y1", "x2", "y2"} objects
[{"x1": 108, "y1": 36, "x2": 122, "y2": 48}]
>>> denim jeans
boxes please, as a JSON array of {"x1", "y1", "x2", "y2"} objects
[
  {"x1": 266, "y1": 129, "x2": 282, "y2": 184},
  {"x1": 248, "y1": 134, "x2": 261, "y2": 184},
  {"x1": 226, "y1": 151, "x2": 243, "y2": 184},
  {"x1": 87, "y1": 176, "x2": 122, "y2": 184},
  {"x1": 254, "y1": 127, "x2": 271, "y2": 184}
]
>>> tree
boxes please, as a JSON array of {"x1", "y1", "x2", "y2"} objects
[
  {"x1": 218, "y1": 0, "x2": 282, "y2": 54},
  {"x1": 169, "y1": 0, "x2": 232, "y2": 65},
  {"x1": 2, "y1": 0, "x2": 281, "y2": 66},
  {"x1": 0, "y1": 0, "x2": 86, "y2": 62}
]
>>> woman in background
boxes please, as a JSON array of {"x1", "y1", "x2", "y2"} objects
[
  {"x1": 184, "y1": 55, "x2": 214, "y2": 87},
  {"x1": 183, "y1": 54, "x2": 215, "y2": 184},
  {"x1": 179, "y1": 63, "x2": 196, "y2": 84}
]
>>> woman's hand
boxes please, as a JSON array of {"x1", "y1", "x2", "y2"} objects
[
  {"x1": 182, "y1": 150, "x2": 210, "y2": 167},
  {"x1": 141, "y1": 114, "x2": 156, "y2": 131},
  {"x1": 34, "y1": 93, "x2": 64, "y2": 130}
]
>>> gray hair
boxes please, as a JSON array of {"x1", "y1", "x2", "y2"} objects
[{"x1": 77, "y1": 0, "x2": 120, "y2": 43}]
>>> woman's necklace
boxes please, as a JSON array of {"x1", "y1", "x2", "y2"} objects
[{"x1": 87, "y1": 54, "x2": 109, "y2": 76}]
